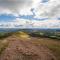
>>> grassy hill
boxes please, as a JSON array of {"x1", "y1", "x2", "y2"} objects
[{"x1": 0, "y1": 29, "x2": 60, "y2": 60}]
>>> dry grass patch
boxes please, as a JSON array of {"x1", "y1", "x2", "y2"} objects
[
  {"x1": 15, "y1": 32, "x2": 31, "y2": 40},
  {"x1": 31, "y1": 38, "x2": 60, "y2": 60},
  {"x1": 0, "y1": 39, "x2": 9, "y2": 55}
]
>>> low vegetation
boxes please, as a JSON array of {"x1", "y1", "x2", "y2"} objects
[
  {"x1": 29, "y1": 31, "x2": 60, "y2": 40},
  {"x1": 31, "y1": 38, "x2": 60, "y2": 60},
  {"x1": 0, "y1": 29, "x2": 60, "y2": 60},
  {"x1": 0, "y1": 39, "x2": 9, "y2": 55},
  {"x1": 14, "y1": 31, "x2": 30, "y2": 40},
  {"x1": 0, "y1": 32, "x2": 13, "y2": 55},
  {"x1": 0, "y1": 32, "x2": 14, "y2": 39}
]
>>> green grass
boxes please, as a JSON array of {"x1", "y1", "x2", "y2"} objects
[
  {"x1": 30, "y1": 32, "x2": 60, "y2": 40},
  {"x1": 0, "y1": 32, "x2": 13, "y2": 39}
]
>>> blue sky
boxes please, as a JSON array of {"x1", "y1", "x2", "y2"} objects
[
  {"x1": 0, "y1": 14, "x2": 16, "y2": 21},
  {"x1": 42, "y1": 0, "x2": 49, "y2": 3},
  {"x1": 0, "y1": 0, "x2": 60, "y2": 28},
  {"x1": 0, "y1": 13, "x2": 49, "y2": 22},
  {"x1": 0, "y1": 7, "x2": 49, "y2": 22}
]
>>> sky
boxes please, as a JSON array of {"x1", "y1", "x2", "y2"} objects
[{"x1": 0, "y1": 0, "x2": 60, "y2": 28}]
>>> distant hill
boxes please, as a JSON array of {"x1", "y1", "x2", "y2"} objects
[{"x1": 0, "y1": 28, "x2": 60, "y2": 32}]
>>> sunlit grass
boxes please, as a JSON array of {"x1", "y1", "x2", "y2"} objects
[
  {"x1": 0, "y1": 39, "x2": 9, "y2": 55},
  {"x1": 15, "y1": 31, "x2": 31, "y2": 40}
]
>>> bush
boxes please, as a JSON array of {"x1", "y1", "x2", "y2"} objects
[{"x1": 0, "y1": 32, "x2": 12, "y2": 38}]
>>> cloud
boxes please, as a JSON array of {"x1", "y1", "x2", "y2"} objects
[
  {"x1": 34, "y1": 0, "x2": 60, "y2": 19},
  {"x1": 47, "y1": 0, "x2": 60, "y2": 18},
  {"x1": 0, "y1": 0, "x2": 60, "y2": 19},
  {"x1": 0, "y1": 18, "x2": 60, "y2": 28},
  {"x1": 0, "y1": 0, "x2": 33, "y2": 16},
  {"x1": 0, "y1": 0, "x2": 32, "y2": 9},
  {"x1": 0, "y1": 0, "x2": 60, "y2": 29}
]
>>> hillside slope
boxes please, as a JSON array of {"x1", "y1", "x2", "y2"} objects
[{"x1": 0, "y1": 35, "x2": 56, "y2": 60}]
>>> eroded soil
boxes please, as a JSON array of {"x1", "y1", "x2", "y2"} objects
[{"x1": 0, "y1": 36, "x2": 56, "y2": 60}]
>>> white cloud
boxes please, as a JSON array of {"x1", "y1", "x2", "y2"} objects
[
  {"x1": 0, "y1": 18, "x2": 60, "y2": 28},
  {"x1": 0, "y1": 0, "x2": 60, "y2": 19},
  {"x1": 34, "y1": 0, "x2": 60, "y2": 18},
  {"x1": 0, "y1": 0, "x2": 60, "y2": 28},
  {"x1": 0, "y1": 0, "x2": 33, "y2": 16}
]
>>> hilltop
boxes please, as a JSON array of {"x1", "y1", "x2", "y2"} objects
[{"x1": 0, "y1": 30, "x2": 60, "y2": 60}]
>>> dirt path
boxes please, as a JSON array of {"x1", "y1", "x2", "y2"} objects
[{"x1": 0, "y1": 36, "x2": 56, "y2": 60}]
